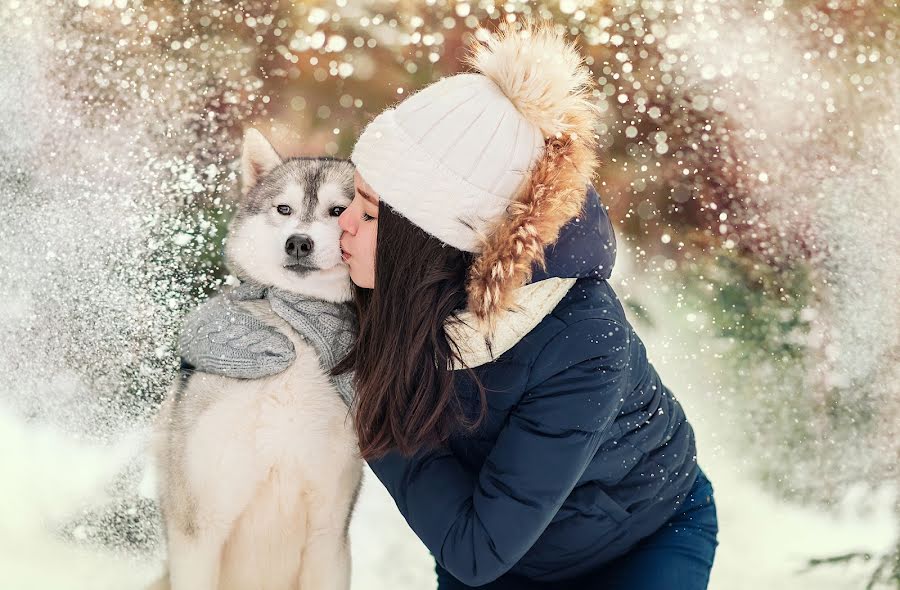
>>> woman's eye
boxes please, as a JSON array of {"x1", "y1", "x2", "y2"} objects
[
  {"x1": 330, "y1": 206, "x2": 346, "y2": 217},
  {"x1": 362, "y1": 212, "x2": 374, "y2": 221},
  {"x1": 276, "y1": 204, "x2": 292, "y2": 215}
]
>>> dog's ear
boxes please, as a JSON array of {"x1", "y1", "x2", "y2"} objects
[{"x1": 241, "y1": 128, "x2": 283, "y2": 195}]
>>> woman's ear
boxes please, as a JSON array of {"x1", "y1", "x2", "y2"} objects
[{"x1": 241, "y1": 128, "x2": 283, "y2": 195}]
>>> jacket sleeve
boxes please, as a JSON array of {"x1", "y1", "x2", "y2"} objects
[{"x1": 366, "y1": 318, "x2": 631, "y2": 586}]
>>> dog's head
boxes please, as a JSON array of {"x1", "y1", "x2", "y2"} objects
[{"x1": 225, "y1": 129, "x2": 354, "y2": 302}]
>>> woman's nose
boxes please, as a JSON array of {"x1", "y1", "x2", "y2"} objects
[{"x1": 338, "y1": 208, "x2": 353, "y2": 233}]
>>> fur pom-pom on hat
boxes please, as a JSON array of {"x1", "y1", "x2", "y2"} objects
[{"x1": 464, "y1": 21, "x2": 597, "y2": 139}]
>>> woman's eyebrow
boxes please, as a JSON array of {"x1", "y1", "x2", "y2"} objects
[{"x1": 357, "y1": 187, "x2": 379, "y2": 205}]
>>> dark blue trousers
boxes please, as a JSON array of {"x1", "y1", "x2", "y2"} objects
[{"x1": 435, "y1": 468, "x2": 719, "y2": 590}]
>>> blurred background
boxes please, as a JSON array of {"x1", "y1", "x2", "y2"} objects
[{"x1": 0, "y1": 0, "x2": 896, "y2": 588}]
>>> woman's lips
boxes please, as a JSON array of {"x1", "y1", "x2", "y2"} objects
[{"x1": 341, "y1": 246, "x2": 351, "y2": 261}]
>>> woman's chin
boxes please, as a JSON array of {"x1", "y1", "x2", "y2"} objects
[{"x1": 347, "y1": 266, "x2": 373, "y2": 289}]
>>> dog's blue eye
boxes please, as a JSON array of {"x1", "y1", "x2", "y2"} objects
[
  {"x1": 276, "y1": 205, "x2": 292, "y2": 215},
  {"x1": 330, "y1": 206, "x2": 346, "y2": 217}
]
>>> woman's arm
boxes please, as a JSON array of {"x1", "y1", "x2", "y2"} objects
[{"x1": 367, "y1": 317, "x2": 630, "y2": 586}]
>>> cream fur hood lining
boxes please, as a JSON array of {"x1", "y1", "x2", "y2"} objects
[{"x1": 445, "y1": 277, "x2": 577, "y2": 370}]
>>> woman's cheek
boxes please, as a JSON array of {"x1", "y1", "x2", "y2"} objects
[
  {"x1": 364, "y1": 226, "x2": 377, "y2": 282},
  {"x1": 370, "y1": 228, "x2": 379, "y2": 259}
]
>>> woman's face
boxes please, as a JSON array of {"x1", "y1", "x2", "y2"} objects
[{"x1": 338, "y1": 170, "x2": 379, "y2": 288}]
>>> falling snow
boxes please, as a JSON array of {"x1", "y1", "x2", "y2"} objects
[{"x1": 0, "y1": 0, "x2": 897, "y2": 588}]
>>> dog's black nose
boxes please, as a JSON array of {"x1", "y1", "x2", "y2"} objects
[{"x1": 285, "y1": 234, "x2": 314, "y2": 258}]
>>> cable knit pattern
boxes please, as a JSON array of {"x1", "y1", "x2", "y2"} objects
[{"x1": 178, "y1": 283, "x2": 296, "y2": 378}]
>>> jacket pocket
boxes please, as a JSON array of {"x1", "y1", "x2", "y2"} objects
[
  {"x1": 560, "y1": 481, "x2": 631, "y2": 524},
  {"x1": 591, "y1": 487, "x2": 632, "y2": 523}
]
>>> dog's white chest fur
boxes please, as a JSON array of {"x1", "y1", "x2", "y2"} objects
[{"x1": 154, "y1": 299, "x2": 362, "y2": 590}]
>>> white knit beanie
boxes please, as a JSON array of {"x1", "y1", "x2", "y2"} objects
[
  {"x1": 351, "y1": 21, "x2": 600, "y2": 333},
  {"x1": 351, "y1": 73, "x2": 543, "y2": 253}
]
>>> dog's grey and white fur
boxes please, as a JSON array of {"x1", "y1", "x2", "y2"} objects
[{"x1": 151, "y1": 130, "x2": 363, "y2": 590}]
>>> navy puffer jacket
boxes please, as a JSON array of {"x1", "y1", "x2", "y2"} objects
[{"x1": 368, "y1": 185, "x2": 699, "y2": 585}]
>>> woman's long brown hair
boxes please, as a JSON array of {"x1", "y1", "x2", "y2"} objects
[{"x1": 330, "y1": 200, "x2": 488, "y2": 460}]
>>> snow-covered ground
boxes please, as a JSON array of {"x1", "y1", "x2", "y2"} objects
[{"x1": 0, "y1": 253, "x2": 895, "y2": 590}]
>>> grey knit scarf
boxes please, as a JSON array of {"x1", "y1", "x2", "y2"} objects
[{"x1": 178, "y1": 282, "x2": 358, "y2": 406}]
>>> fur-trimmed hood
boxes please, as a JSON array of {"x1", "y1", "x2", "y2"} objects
[
  {"x1": 447, "y1": 183, "x2": 616, "y2": 368},
  {"x1": 461, "y1": 21, "x2": 602, "y2": 336},
  {"x1": 525, "y1": 184, "x2": 616, "y2": 284}
]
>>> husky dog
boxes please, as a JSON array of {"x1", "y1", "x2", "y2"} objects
[{"x1": 152, "y1": 129, "x2": 362, "y2": 590}]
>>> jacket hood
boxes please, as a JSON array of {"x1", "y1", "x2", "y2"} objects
[
  {"x1": 528, "y1": 183, "x2": 617, "y2": 284},
  {"x1": 446, "y1": 184, "x2": 617, "y2": 370}
]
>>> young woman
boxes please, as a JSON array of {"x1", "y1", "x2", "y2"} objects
[{"x1": 184, "y1": 21, "x2": 718, "y2": 590}]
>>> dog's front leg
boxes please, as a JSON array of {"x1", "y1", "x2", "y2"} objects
[
  {"x1": 166, "y1": 526, "x2": 223, "y2": 590},
  {"x1": 297, "y1": 529, "x2": 352, "y2": 590},
  {"x1": 297, "y1": 460, "x2": 361, "y2": 590}
]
